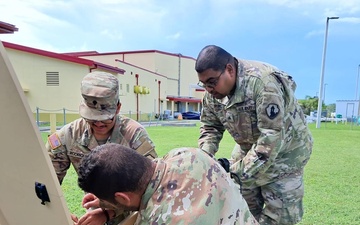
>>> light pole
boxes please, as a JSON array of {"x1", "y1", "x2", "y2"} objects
[
  {"x1": 316, "y1": 16, "x2": 339, "y2": 128},
  {"x1": 357, "y1": 64, "x2": 360, "y2": 119},
  {"x1": 323, "y1": 83, "x2": 328, "y2": 104},
  {"x1": 356, "y1": 64, "x2": 360, "y2": 101}
]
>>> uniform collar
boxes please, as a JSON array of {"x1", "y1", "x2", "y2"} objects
[{"x1": 140, "y1": 159, "x2": 166, "y2": 209}]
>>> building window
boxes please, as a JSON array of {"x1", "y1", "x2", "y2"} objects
[
  {"x1": 46, "y1": 72, "x2": 59, "y2": 86},
  {"x1": 120, "y1": 83, "x2": 123, "y2": 90},
  {"x1": 126, "y1": 84, "x2": 129, "y2": 93}
]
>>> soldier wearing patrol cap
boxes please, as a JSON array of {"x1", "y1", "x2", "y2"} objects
[
  {"x1": 46, "y1": 71, "x2": 157, "y2": 224},
  {"x1": 195, "y1": 45, "x2": 313, "y2": 225}
]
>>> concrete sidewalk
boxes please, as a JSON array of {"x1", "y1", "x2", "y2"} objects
[
  {"x1": 38, "y1": 120, "x2": 198, "y2": 132},
  {"x1": 142, "y1": 119, "x2": 197, "y2": 127}
]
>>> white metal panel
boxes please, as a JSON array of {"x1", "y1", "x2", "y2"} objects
[{"x1": 0, "y1": 41, "x2": 72, "y2": 225}]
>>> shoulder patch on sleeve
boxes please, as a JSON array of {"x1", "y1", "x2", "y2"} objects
[
  {"x1": 265, "y1": 103, "x2": 280, "y2": 119},
  {"x1": 48, "y1": 133, "x2": 62, "y2": 149}
]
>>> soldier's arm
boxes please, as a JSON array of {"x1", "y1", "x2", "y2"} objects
[
  {"x1": 46, "y1": 129, "x2": 71, "y2": 184},
  {"x1": 119, "y1": 116, "x2": 158, "y2": 158},
  {"x1": 198, "y1": 95, "x2": 225, "y2": 156},
  {"x1": 233, "y1": 77, "x2": 285, "y2": 185},
  {"x1": 129, "y1": 126, "x2": 157, "y2": 159}
]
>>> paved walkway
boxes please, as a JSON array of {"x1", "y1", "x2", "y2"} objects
[
  {"x1": 142, "y1": 119, "x2": 197, "y2": 127},
  {"x1": 38, "y1": 119, "x2": 198, "y2": 132}
]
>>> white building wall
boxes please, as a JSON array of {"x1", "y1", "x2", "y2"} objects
[
  {"x1": 335, "y1": 100, "x2": 359, "y2": 118},
  {"x1": 114, "y1": 61, "x2": 168, "y2": 116}
]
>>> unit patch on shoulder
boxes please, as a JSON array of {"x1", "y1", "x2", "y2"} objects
[
  {"x1": 48, "y1": 133, "x2": 62, "y2": 149},
  {"x1": 265, "y1": 103, "x2": 280, "y2": 119}
]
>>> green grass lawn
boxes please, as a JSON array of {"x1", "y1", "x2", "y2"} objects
[{"x1": 41, "y1": 121, "x2": 360, "y2": 224}]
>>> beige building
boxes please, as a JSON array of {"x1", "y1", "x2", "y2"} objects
[
  {"x1": 3, "y1": 41, "x2": 126, "y2": 124},
  {"x1": 1, "y1": 33, "x2": 204, "y2": 123},
  {"x1": 70, "y1": 50, "x2": 203, "y2": 120}
]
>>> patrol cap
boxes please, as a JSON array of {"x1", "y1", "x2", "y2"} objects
[{"x1": 79, "y1": 71, "x2": 119, "y2": 121}]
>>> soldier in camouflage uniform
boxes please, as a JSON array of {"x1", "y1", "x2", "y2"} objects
[
  {"x1": 195, "y1": 45, "x2": 313, "y2": 225},
  {"x1": 76, "y1": 143, "x2": 259, "y2": 225},
  {"x1": 46, "y1": 71, "x2": 157, "y2": 225}
]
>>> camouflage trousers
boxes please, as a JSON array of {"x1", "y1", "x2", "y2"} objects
[{"x1": 241, "y1": 173, "x2": 304, "y2": 225}]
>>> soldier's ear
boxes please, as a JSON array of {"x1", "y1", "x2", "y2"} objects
[
  {"x1": 116, "y1": 102, "x2": 122, "y2": 114},
  {"x1": 226, "y1": 63, "x2": 236, "y2": 77},
  {"x1": 114, "y1": 192, "x2": 130, "y2": 205}
]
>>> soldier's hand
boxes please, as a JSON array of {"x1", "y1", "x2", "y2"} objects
[
  {"x1": 71, "y1": 214, "x2": 78, "y2": 224},
  {"x1": 77, "y1": 208, "x2": 107, "y2": 225},
  {"x1": 218, "y1": 158, "x2": 230, "y2": 172},
  {"x1": 82, "y1": 193, "x2": 100, "y2": 209}
]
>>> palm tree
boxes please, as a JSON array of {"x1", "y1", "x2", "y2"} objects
[{"x1": 298, "y1": 95, "x2": 319, "y2": 115}]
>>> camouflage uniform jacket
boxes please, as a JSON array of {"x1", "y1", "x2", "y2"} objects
[
  {"x1": 136, "y1": 147, "x2": 258, "y2": 225},
  {"x1": 47, "y1": 115, "x2": 157, "y2": 184},
  {"x1": 199, "y1": 59, "x2": 313, "y2": 187}
]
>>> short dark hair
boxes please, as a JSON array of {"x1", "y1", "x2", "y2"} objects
[
  {"x1": 78, "y1": 143, "x2": 152, "y2": 203},
  {"x1": 195, "y1": 45, "x2": 234, "y2": 73}
]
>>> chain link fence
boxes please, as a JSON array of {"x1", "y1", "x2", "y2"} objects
[{"x1": 34, "y1": 107, "x2": 174, "y2": 132}]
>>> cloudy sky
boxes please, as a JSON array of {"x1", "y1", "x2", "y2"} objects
[{"x1": 1, "y1": 0, "x2": 360, "y2": 104}]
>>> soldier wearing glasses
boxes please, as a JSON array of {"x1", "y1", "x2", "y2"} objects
[
  {"x1": 195, "y1": 45, "x2": 313, "y2": 225},
  {"x1": 46, "y1": 71, "x2": 157, "y2": 224}
]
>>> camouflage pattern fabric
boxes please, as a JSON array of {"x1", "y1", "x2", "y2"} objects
[
  {"x1": 79, "y1": 71, "x2": 120, "y2": 121},
  {"x1": 241, "y1": 172, "x2": 304, "y2": 224},
  {"x1": 47, "y1": 115, "x2": 157, "y2": 184},
  {"x1": 137, "y1": 147, "x2": 259, "y2": 225},
  {"x1": 199, "y1": 59, "x2": 313, "y2": 224}
]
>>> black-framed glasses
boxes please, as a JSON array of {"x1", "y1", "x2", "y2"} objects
[
  {"x1": 197, "y1": 69, "x2": 225, "y2": 89},
  {"x1": 83, "y1": 116, "x2": 115, "y2": 124},
  {"x1": 197, "y1": 60, "x2": 229, "y2": 89}
]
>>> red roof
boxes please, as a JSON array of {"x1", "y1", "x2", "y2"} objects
[
  {"x1": 63, "y1": 51, "x2": 99, "y2": 56},
  {"x1": 166, "y1": 96, "x2": 202, "y2": 103},
  {"x1": 2, "y1": 41, "x2": 125, "y2": 74},
  {"x1": 64, "y1": 49, "x2": 196, "y2": 60},
  {"x1": 0, "y1": 21, "x2": 18, "y2": 34}
]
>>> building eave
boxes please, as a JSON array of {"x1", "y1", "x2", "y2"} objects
[
  {"x1": 0, "y1": 21, "x2": 18, "y2": 34},
  {"x1": 2, "y1": 41, "x2": 125, "y2": 74},
  {"x1": 166, "y1": 96, "x2": 202, "y2": 103}
]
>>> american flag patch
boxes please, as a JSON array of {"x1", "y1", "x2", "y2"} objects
[{"x1": 48, "y1": 133, "x2": 61, "y2": 149}]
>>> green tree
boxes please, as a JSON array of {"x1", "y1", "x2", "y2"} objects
[
  {"x1": 326, "y1": 103, "x2": 336, "y2": 116},
  {"x1": 298, "y1": 95, "x2": 319, "y2": 115}
]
